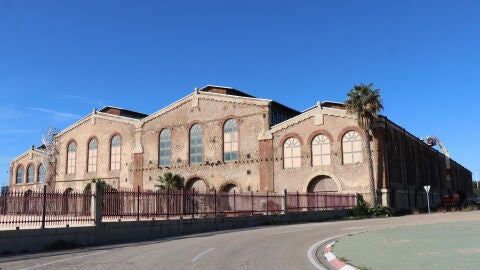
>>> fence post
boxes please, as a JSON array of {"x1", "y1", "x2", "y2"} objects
[
  {"x1": 41, "y1": 184, "x2": 47, "y2": 229},
  {"x1": 166, "y1": 189, "x2": 170, "y2": 220},
  {"x1": 214, "y1": 189, "x2": 217, "y2": 218},
  {"x1": 251, "y1": 191, "x2": 254, "y2": 216},
  {"x1": 191, "y1": 189, "x2": 195, "y2": 219},
  {"x1": 137, "y1": 186, "x2": 140, "y2": 221},
  {"x1": 91, "y1": 182, "x2": 103, "y2": 225},
  {"x1": 283, "y1": 189, "x2": 287, "y2": 214},
  {"x1": 296, "y1": 191, "x2": 300, "y2": 212},
  {"x1": 233, "y1": 190, "x2": 236, "y2": 216},
  {"x1": 266, "y1": 192, "x2": 269, "y2": 215}
]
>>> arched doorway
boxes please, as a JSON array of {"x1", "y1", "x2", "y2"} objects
[
  {"x1": 63, "y1": 188, "x2": 74, "y2": 214},
  {"x1": 307, "y1": 175, "x2": 338, "y2": 192},
  {"x1": 219, "y1": 183, "x2": 239, "y2": 212},
  {"x1": 306, "y1": 175, "x2": 338, "y2": 209},
  {"x1": 221, "y1": 183, "x2": 238, "y2": 193},
  {"x1": 186, "y1": 178, "x2": 207, "y2": 193}
]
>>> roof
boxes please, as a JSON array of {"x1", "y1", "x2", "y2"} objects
[
  {"x1": 199, "y1": 85, "x2": 255, "y2": 98},
  {"x1": 99, "y1": 106, "x2": 148, "y2": 120}
]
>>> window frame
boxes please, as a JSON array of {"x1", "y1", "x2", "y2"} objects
[
  {"x1": 189, "y1": 124, "x2": 203, "y2": 165},
  {"x1": 223, "y1": 119, "x2": 239, "y2": 162},
  {"x1": 16, "y1": 165, "x2": 24, "y2": 184},
  {"x1": 67, "y1": 141, "x2": 77, "y2": 174},
  {"x1": 159, "y1": 128, "x2": 171, "y2": 167},
  {"x1": 87, "y1": 138, "x2": 98, "y2": 172},
  {"x1": 342, "y1": 130, "x2": 363, "y2": 164},
  {"x1": 283, "y1": 137, "x2": 301, "y2": 169},
  {"x1": 311, "y1": 134, "x2": 331, "y2": 166},
  {"x1": 110, "y1": 134, "x2": 121, "y2": 171}
]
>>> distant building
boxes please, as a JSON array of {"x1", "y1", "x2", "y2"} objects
[{"x1": 9, "y1": 86, "x2": 472, "y2": 209}]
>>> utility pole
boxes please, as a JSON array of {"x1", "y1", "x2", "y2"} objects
[{"x1": 476, "y1": 170, "x2": 479, "y2": 200}]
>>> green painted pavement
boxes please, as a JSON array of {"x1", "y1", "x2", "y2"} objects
[{"x1": 333, "y1": 220, "x2": 480, "y2": 270}]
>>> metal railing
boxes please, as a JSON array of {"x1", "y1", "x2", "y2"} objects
[
  {"x1": 0, "y1": 186, "x2": 356, "y2": 229},
  {"x1": 286, "y1": 191, "x2": 357, "y2": 212},
  {"x1": 102, "y1": 188, "x2": 354, "y2": 221},
  {"x1": 0, "y1": 186, "x2": 93, "y2": 229}
]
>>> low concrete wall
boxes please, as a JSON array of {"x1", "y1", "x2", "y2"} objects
[{"x1": 0, "y1": 210, "x2": 350, "y2": 254}]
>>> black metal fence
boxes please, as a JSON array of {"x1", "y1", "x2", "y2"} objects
[{"x1": 0, "y1": 186, "x2": 93, "y2": 229}]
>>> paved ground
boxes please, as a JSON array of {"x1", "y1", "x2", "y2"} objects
[
  {"x1": 0, "y1": 211, "x2": 478, "y2": 270},
  {"x1": 333, "y1": 215, "x2": 480, "y2": 270}
]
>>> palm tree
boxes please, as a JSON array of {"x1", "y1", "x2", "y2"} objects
[
  {"x1": 345, "y1": 83, "x2": 383, "y2": 205},
  {"x1": 155, "y1": 172, "x2": 184, "y2": 190}
]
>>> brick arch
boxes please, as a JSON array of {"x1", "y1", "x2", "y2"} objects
[
  {"x1": 337, "y1": 126, "x2": 365, "y2": 142},
  {"x1": 302, "y1": 171, "x2": 343, "y2": 192},
  {"x1": 307, "y1": 130, "x2": 334, "y2": 146},
  {"x1": 278, "y1": 133, "x2": 304, "y2": 148},
  {"x1": 219, "y1": 181, "x2": 240, "y2": 192},
  {"x1": 185, "y1": 175, "x2": 209, "y2": 192}
]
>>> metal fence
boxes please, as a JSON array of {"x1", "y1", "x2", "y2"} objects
[
  {"x1": 0, "y1": 186, "x2": 93, "y2": 229},
  {"x1": 286, "y1": 191, "x2": 357, "y2": 212},
  {"x1": 0, "y1": 187, "x2": 356, "y2": 228},
  {"x1": 102, "y1": 188, "x2": 354, "y2": 221}
]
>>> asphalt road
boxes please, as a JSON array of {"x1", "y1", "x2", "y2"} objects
[{"x1": 1, "y1": 211, "x2": 478, "y2": 270}]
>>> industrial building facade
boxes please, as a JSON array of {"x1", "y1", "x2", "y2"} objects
[{"x1": 9, "y1": 86, "x2": 473, "y2": 209}]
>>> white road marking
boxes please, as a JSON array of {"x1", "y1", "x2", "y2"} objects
[
  {"x1": 341, "y1": 226, "x2": 370, "y2": 230},
  {"x1": 19, "y1": 250, "x2": 111, "y2": 270},
  {"x1": 192, "y1": 248, "x2": 215, "y2": 262}
]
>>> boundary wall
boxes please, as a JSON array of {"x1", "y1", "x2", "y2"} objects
[{"x1": 0, "y1": 209, "x2": 350, "y2": 254}]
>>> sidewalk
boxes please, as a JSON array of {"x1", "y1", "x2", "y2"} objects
[{"x1": 332, "y1": 220, "x2": 480, "y2": 270}]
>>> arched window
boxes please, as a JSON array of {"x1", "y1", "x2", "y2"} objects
[
  {"x1": 283, "y1": 137, "x2": 301, "y2": 168},
  {"x1": 38, "y1": 164, "x2": 46, "y2": 183},
  {"x1": 159, "y1": 129, "x2": 171, "y2": 167},
  {"x1": 16, "y1": 165, "x2": 24, "y2": 184},
  {"x1": 189, "y1": 124, "x2": 203, "y2": 165},
  {"x1": 67, "y1": 142, "x2": 76, "y2": 174},
  {"x1": 342, "y1": 131, "x2": 363, "y2": 164},
  {"x1": 88, "y1": 138, "x2": 98, "y2": 172},
  {"x1": 223, "y1": 119, "x2": 238, "y2": 161},
  {"x1": 26, "y1": 165, "x2": 34, "y2": 183},
  {"x1": 312, "y1": 134, "x2": 331, "y2": 166},
  {"x1": 110, "y1": 135, "x2": 121, "y2": 171}
]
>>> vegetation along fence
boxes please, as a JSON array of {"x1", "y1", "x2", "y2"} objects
[{"x1": 0, "y1": 186, "x2": 356, "y2": 229}]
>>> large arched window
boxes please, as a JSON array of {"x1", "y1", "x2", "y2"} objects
[
  {"x1": 312, "y1": 134, "x2": 331, "y2": 166},
  {"x1": 159, "y1": 129, "x2": 171, "y2": 167},
  {"x1": 283, "y1": 137, "x2": 301, "y2": 168},
  {"x1": 189, "y1": 124, "x2": 203, "y2": 165},
  {"x1": 16, "y1": 165, "x2": 24, "y2": 184},
  {"x1": 38, "y1": 164, "x2": 46, "y2": 183},
  {"x1": 223, "y1": 119, "x2": 238, "y2": 162},
  {"x1": 110, "y1": 135, "x2": 121, "y2": 171},
  {"x1": 342, "y1": 131, "x2": 363, "y2": 164},
  {"x1": 67, "y1": 142, "x2": 76, "y2": 174},
  {"x1": 88, "y1": 138, "x2": 98, "y2": 172},
  {"x1": 26, "y1": 165, "x2": 34, "y2": 183}
]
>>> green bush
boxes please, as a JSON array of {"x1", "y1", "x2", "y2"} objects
[{"x1": 352, "y1": 200, "x2": 394, "y2": 217}]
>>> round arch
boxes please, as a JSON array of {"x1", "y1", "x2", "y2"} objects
[
  {"x1": 185, "y1": 177, "x2": 208, "y2": 193},
  {"x1": 301, "y1": 171, "x2": 343, "y2": 192},
  {"x1": 220, "y1": 181, "x2": 240, "y2": 193}
]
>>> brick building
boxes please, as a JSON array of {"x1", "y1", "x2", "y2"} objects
[{"x1": 9, "y1": 86, "x2": 473, "y2": 209}]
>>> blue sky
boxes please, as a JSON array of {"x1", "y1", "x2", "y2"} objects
[{"x1": 1, "y1": 0, "x2": 479, "y2": 186}]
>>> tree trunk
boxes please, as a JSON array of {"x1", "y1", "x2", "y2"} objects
[{"x1": 365, "y1": 131, "x2": 376, "y2": 206}]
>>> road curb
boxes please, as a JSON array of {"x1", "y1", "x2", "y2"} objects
[{"x1": 323, "y1": 241, "x2": 358, "y2": 270}]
